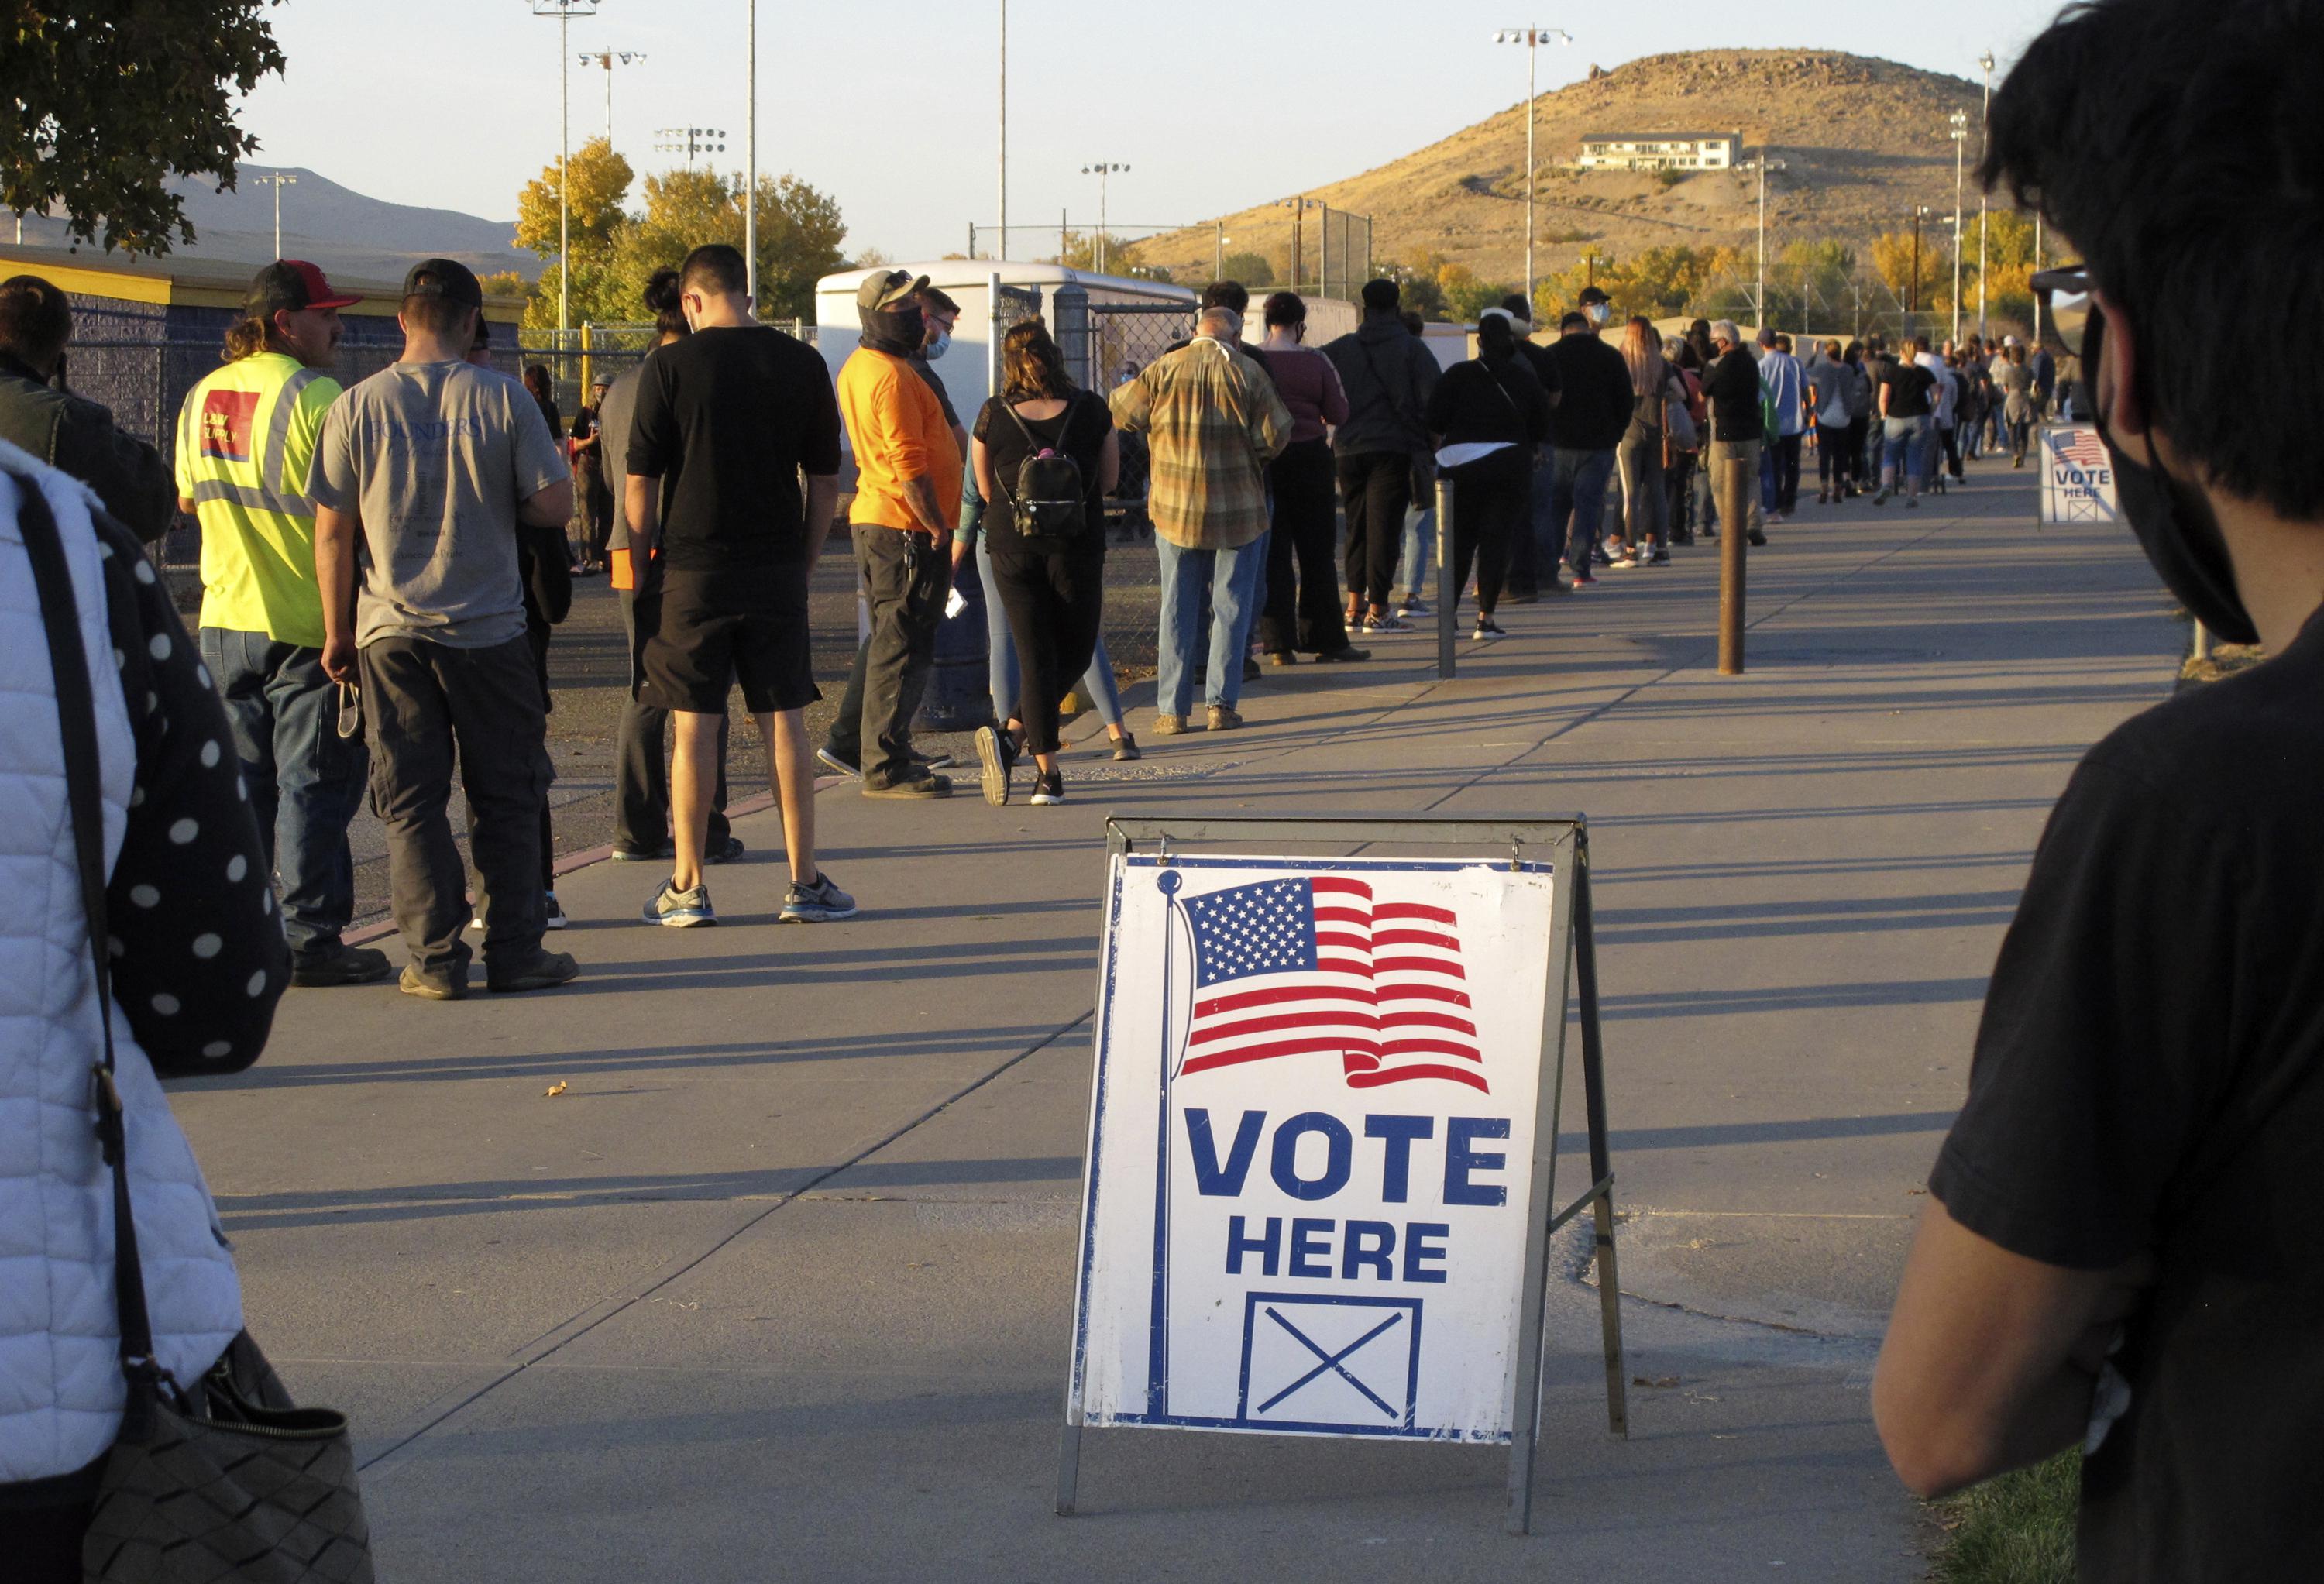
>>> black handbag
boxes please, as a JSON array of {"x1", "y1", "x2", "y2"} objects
[{"x1": 9, "y1": 473, "x2": 375, "y2": 1582}]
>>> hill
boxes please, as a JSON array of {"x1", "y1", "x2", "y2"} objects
[
  {"x1": 6, "y1": 167, "x2": 537, "y2": 283},
  {"x1": 1133, "y1": 50, "x2": 1989, "y2": 303}
]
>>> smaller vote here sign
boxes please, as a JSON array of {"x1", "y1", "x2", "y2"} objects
[{"x1": 1067, "y1": 856, "x2": 1559, "y2": 1443}]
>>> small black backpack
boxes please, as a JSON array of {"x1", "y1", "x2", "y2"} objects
[{"x1": 999, "y1": 397, "x2": 1088, "y2": 542}]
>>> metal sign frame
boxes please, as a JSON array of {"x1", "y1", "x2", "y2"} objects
[{"x1": 1055, "y1": 811, "x2": 1627, "y2": 1534}]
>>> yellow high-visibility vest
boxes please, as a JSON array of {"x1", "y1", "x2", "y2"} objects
[{"x1": 173, "y1": 350, "x2": 342, "y2": 648}]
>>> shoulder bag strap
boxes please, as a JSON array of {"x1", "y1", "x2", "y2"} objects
[{"x1": 11, "y1": 468, "x2": 162, "y2": 1382}]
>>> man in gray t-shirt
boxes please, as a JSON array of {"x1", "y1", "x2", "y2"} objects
[{"x1": 311, "y1": 258, "x2": 578, "y2": 998}]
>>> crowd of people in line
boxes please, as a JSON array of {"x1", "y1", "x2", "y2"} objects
[{"x1": 0, "y1": 252, "x2": 2068, "y2": 982}]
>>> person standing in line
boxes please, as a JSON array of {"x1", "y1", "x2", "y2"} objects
[
  {"x1": 1109, "y1": 304, "x2": 1292, "y2": 734},
  {"x1": 1842, "y1": 342, "x2": 1875, "y2": 499},
  {"x1": 967, "y1": 321, "x2": 1119, "y2": 806},
  {"x1": 1391, "y1": 308, "x2": 1440, "y2": 616},
  {"x1": 624, "y1": 243, "x2": 851, "y2": 929},
  {"x1": 828, "y1": 270, "x2": 958, "y2": 798},
  {"x1": 521, "y1": 364, "x2": 559, "y2": 442},
  {"x1": 2030, "y1": 339, "x2": 2057, "y2": 419},
  {"x1": 1701, "y1": 321, "x2": 1768, "y2": 547},
  {"x1": 311, "y1": 259, "x2": 576, "y2": 996},
  {"x1": 1542, "y1": 306, "x2": 1635, "y2": 585},
  {"x1": 464, "y1": 317, "x2": 573, "y2": 933},
  {"x1": 1610, "y1": 316, "x2": 1679, "y2": 567},
  {"x1": 600, "y1": 269, "x2": 741, "y2": 867},
  {"x1": 1424, "y1": 308, "x2": 1549, "y2": 637},
  {"x1": 1757, "y1": 326, "x2": 1806, "y2": 523},
  {"x1": 1873, "y1": 336, "x2": 1938, "y2": 508},
  {"x1": 1322, "y1": 278, "x2": 1438, "y2": 634},
  {"x1": 569, "y1": 373, "x2": 611, "y2": 573},
  {"x1": 1920, "y1": 338, "x2": 1961, "y2": 492},
  {"x1": 1662, "y1": 334, "x2": 1706, "y2": 545},
  {"x1": 1490, "y1": 294, "x2": 1565, "y2": 602},
  {"x1": 1255, "y1": 292, "x2": 1366, "y2": 665},
  {"x1": 172, "y1": 259, "x2": 388, "y2": 988},
  {"x1": 0, "y1": 275, "x2": 176, "y2": 540},
  {"x1": 1805, "y1": 338, "x2": 1856, "y2": 504},
  {"x1": 820, "y1": 282, "x2": 963, "y2": 782},
  {"x1": 1997, "y1": 342, "x2": 2037, "y2": 467}
]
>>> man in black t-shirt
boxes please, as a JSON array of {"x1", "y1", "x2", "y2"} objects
[
  {"x1": 1874, "y1": 3, "x2": 2324, "y2": 1575},
  {"x1": 624, "y1": 243, "x2": 852, "y2": 930}
]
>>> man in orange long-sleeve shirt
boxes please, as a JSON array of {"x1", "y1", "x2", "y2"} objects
[{"x1": 831, "y1": 270, "x2": 961, "y2": 797}]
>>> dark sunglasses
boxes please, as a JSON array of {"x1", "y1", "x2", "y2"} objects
[{"x1": 2029, "y1": 266, "x2": 2094, "y2": 358}]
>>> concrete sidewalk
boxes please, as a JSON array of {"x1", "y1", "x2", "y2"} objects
[{"x1": 172, "y1": 461, "x2": 2181, "y2": 1581}]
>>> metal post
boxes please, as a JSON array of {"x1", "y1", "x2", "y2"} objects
[
  {"x1": 1718, "y1": 456, "x2": 1748, "y2": 674},
  {"x1": 1571, "y1": 853, "x2": 1628, "y2": 1441},
  {"x1": 1949, "y1": 109, "x2": 1968, "y2": 346},
  {"x1": 1976, "y1": 53, "x2": 1995, "y2": 337},
  {"x1": 745, "y1": 0, "x2": 758, "y2": 306},
  {"x1": 1755, "y1": 158, "x2": 1766, "y2": 327},
  {"x1": 256, "y1": 173, "x2": 295, "y2": 259},
  {"x1": 2192, "y1": 620, "x2": 2212, "y2": 662},
  {"x1": 1525, "y1": 33, "x2": 1536, "y2": 308},
  {"x1": 1214, "y1": 222, "x2": 1223, "y2": 282},
  {"x1": 988, "y1": 270, "x2": 1004, "y2": 411},
  {"x1": 2032, "y1": 213, "x2": 2044, "y2": 344},
  {"x1": 1435, "y1": 474, "x2": 1456, "y2": 679},
  {"x1": 559, "y1": 8, "x2": 569, "y2": 341},
  {"x1": 996, "y1": 0, "x2": 1008, "y2": 263}
]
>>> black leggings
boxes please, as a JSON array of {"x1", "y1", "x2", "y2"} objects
[
  {"x1": 1262, "y1": 438, "x2": 1350, "y2": 654},
  {"x1": 1336, "y1": 450, "x2": 1411, "y2": 613},
  {"x1": 1447, "y1": 454, "x2": 1529, "y2": 617},
  {"x1": 992, "y1": 541, "x2": 1105, "y2": 755}
]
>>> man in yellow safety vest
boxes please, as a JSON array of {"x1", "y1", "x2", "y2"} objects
[{"x1": 174, "y1": 260, "x2": 390, "y2": 987}]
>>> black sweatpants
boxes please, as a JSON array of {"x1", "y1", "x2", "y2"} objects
[
  {"x1": 1261, "y1": 438, "x2": 1349, "y2": 655},
  {"x1": 992, "y1": 540, "x2": 1106, "y2": 755},
  {"x1": 1336, "y1": 450, "x2": 1410, "y2": 614},
  {"x1": 1446, "y1": 452, "x2": 1528, "y2": 618}
]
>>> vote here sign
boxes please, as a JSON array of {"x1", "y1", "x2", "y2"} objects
[{"x1": 1067, "y1": 855, "x2": 1559, "y2": 1444}]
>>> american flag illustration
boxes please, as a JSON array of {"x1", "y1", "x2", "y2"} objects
[
  {"x1": 2052, "y1": 430, "x2": 2109, "y2": 471},
  {"x1": 1174, "y1": 877, "x2": 1488, "y2": 1093}
]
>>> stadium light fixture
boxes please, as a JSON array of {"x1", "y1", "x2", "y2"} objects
[{"x1": 1492, "y1": 27, "x2": 1574, "y2": 309}]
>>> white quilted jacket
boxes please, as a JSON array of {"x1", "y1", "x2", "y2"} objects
[{"x1": 0, "y1": 448, "x2": 243, "y2": 1484}]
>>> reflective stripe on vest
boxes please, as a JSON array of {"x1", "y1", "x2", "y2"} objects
[{"x1": 180, "y1": 360, "x2": 324, "y2": 523}]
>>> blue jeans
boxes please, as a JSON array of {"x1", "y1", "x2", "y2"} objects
[
  {"x1": 976, "y1": 532, "x2": 1124, "y2": 731},
  {"x1": 1882, "y1": 415, "x2": 1933, "y2": 492},
  {"x1": 199, "y1": 627, "x2": 368, "y2": 960},
  {"x1": 1546, "y1": 447, "x2": 1617, "y2": 579},
  {"x1": 1397, "y1": 506, "x2": 1435, "y2": 603},
  {"x1": 1155, "y1": 537, "x2": 1262, "y2": 716}
]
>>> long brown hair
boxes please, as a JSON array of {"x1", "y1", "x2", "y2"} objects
[
  {"x1": 222, "y1": 313, "x2": 272, "y2": 362},
  {"x1": 1621, "y1": 315, "x2": 1666, "y2": 397},
  {"x1": 1000, "y1": 320, "x2": 1074, "y2": 402}
]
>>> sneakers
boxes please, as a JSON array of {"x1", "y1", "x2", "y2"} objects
[
  {"x1": 545, "y1": 892, "x2": 568, "y2": 930},
  {"x1": 1111, "y1": 732, "x2": 1142, "y2": 762},
  {"x1": 1363, "y1": 611, "x2": 1413, "y2": 633},
  {"x1": 1607, "y1": 551, "x2": 1639, "y2": 570},
  {"x1": 974, "y1": 723, "x2": 1013, "y2": 806},
  {"x1": 1571, "y1": 570, "x2": 1597, "y2": 587},
  {"x1": 290, "y1": 943, "x2": 394, "y2": 988},
  {"x1": 707, "y1": 834, "x2": 747, "y2": 864},
  {"x1": 1241, "y1": 656, "x2": 1262, "y2": 682},
  {"x1": 1152, "y1": 713, "x2": 1188, "y2": 737},
  {"x1": 1396, "y1": 598, "x2": 1432, "y2": 617},
  {"x1": 1206, "y1": 705, "x2": 1243, "y2": 731},
  {"x1": 1314, "y1": 644, "x2": 1370, "y2": 663},
  {"x1": 781, "y1": 872, "x2": 858, "y2": 923},
  {"x1": 644, "y1": 881, "x2": 716, "y2": 928},
  {"x1": 609, "y1": 842, "x2": 672, "y2": 863},
  {"x1": 399, "y1": 963, "x2": 466, "y2": 1001},
  {"x1": 1472, "y1": 616, "x2": 1506, "y2": 639},
  {"x1": 1647, "y1": 549, "x2": 1671, "y2": 565},
  {"x1": 1030, "y1": 771, "x2": 1065, "y2": 806},
  {"x1": 814, "y1": 746, "x2": 858, "y2": 778},
  {"x1": 1265, "y1": 649, "x2": 1298, "y2": 667},
  {"x1": 863, "y1": 769, "x2": 952, "y2": 799},
  {"x1": 487, "y1": 950, "x2": 580, "y2": 994},
  {"x1": 1872, "y1": 488, "x2": 1890, "y2": 506}
]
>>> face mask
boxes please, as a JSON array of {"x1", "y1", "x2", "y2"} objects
[
  {"x1": 925, "y1": 329, "x2": 952, "y2": 361},
  {"x1": 858, "y1": 304, "x2": 925, "y2": 357},
  {"x1": 2085, "y1": 311, "x2": 2258, "y2": 644},
  {"x1": 1587, "y1": 304, "x2": 1610, "y2": 326}
]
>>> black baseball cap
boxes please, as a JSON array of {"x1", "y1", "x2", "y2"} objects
[
  {"x1": 1577, "y1": 285, "x2": 1611, "y2": 306},
  {"x1": 244, "y1": 260, "x2": 361, "y2": 318},
  {"x1": 401, "y1": 257, "x2": 484, "y2": 309}
]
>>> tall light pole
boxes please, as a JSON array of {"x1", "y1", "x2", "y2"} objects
[
  {"x1": 1910, "y1": 204, "x2": 1933, "y2": 338},
  {"x1": 255, "y1": 172, "x2": 296, "y2": 259},
  {"x1": 1492, "y1": 26, "x2": 1573, "y2": 311},
  {"x1": 1948, "y1": 109, "x2": 1969, "y2": 345},
  {"x1": 1081, "y1": 163, "x2": 1128, "y2": 273},
  {"x1": 744, "y1": 0, "x2": 757, "y2": 306},
  {"x1": 655, "y1": 127, "x2": 726, "y2": 170},
  {"x1": 1743, "y1": 154, "x2": 1786, "y2": 327},
  {"x1": 528, "y1": 1, "x2": 600, "y2": 345},
  {"x1": 996, "y1": 0, "x2": 1008, "y2": 262},
  {"x1": 1975, "y1": 52, "x2": 1995, "y2": 337},
  {"x1": 580, "y1": 50, "x2": 645, "y2": 152}
]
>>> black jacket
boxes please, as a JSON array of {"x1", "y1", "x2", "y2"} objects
[
  {"x1": 1702, "y1": 348, "x2": 1763, "y2": 446},
  {"x1": 1425, "y1": 356, "x2": 1550, "y2": 449},
  {"x1": 1544, "y1": 332, "x2": 1635, "y2": 452},
  {"x1": 0, "y1": 352, "x2": 176, "y2": 541},
  {"x1": 1322, "y1": 316, "x2": 1441, "y2": 458}
]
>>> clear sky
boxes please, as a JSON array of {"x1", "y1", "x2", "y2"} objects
[{"x1": 238, "y1": 0, "x2": 2067, "y2": 263}]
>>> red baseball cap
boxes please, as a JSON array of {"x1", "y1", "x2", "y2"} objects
[{"x1": 244, "y1": 259, "x2": 362, "y2": 316}]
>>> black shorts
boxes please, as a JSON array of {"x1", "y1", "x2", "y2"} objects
[{"x1": 643, "y1": 568, "x2": 820, "y2": 716}]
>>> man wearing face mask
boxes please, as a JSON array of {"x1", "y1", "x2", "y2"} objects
[
  {"x1": 830, "y1": 270, "x2": 960, "y2": 797},
  {"x1": 1875, "y1": 2, "x2": 2324, "y2": 1574}
]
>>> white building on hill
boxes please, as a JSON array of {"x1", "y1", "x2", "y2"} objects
[{"x1": 1574, "y1": 133, "x2": 1741, "y2": 171}]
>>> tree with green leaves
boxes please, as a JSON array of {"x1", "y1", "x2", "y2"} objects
[
  {"x1": 2, "y1": 0, "x2": 285, "y2": 255},
  {"x1": 1215, "y1": 251, "x2": 1274, "y2": 288}
]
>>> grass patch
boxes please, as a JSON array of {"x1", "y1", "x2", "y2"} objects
[{"x1": 1929, "y1": 1452, "x2": 2079, "y2": 1584}]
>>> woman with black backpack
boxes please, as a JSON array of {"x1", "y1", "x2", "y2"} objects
[{"x1": 970, "y1": 320, "x2": 1120, "y2": 806}]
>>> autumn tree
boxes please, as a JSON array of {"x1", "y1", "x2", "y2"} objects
[
  {"x1": 2, "y1": 0, "x2": 285, "y2": 255},
  {"x1": 1870, "y1": 228, "x2": 1951, "y2": 314},
  {"x1": 514, "y1": 137, "x2": 635, "y2": 259}
]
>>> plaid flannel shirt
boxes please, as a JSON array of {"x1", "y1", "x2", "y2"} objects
[{"x1": 1108, "y1": 338, "x2": 1292, "y2": 549}]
